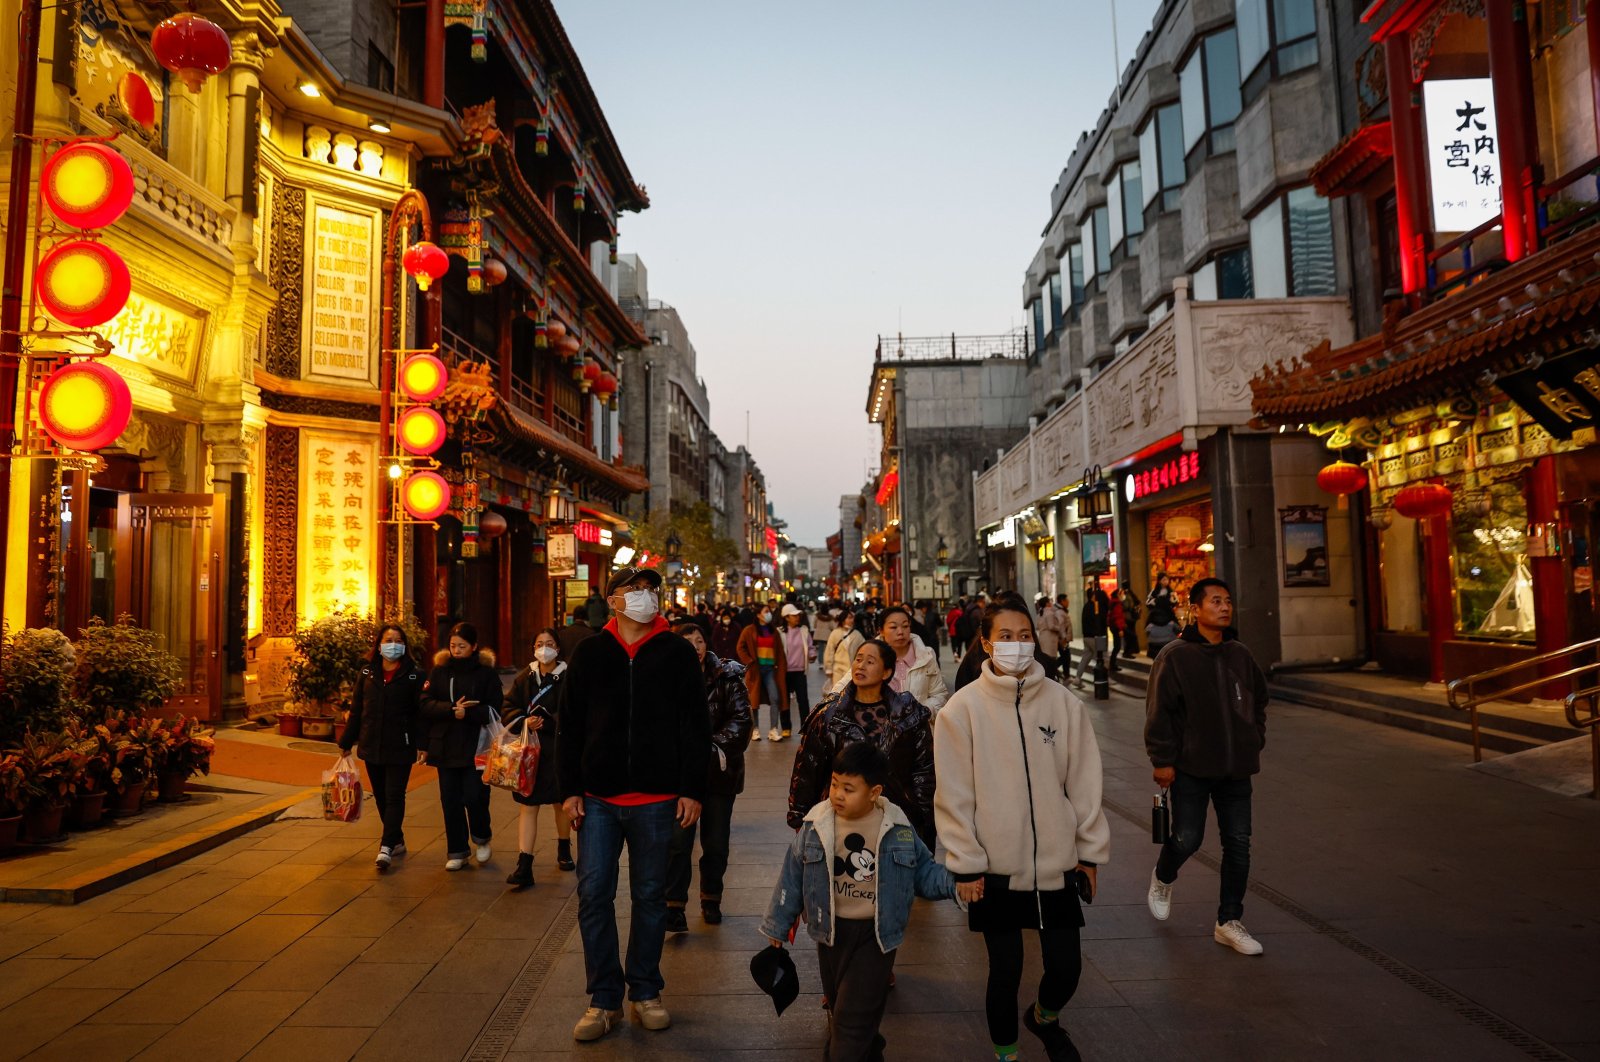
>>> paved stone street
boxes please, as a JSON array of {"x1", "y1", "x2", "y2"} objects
[{"x1": 2, "y1": 665, "x2": 1598, "y2": 1062}]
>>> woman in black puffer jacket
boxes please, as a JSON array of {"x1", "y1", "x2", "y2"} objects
[
  {"x1": 339, "y1": 624, "x2": 424, "y2": 871},
  {"x1": 501, "y1": 627, "x2": 573, "y2": 889},
  {"x1": 420, "y1": 622, "x2": 502, "y2": 871}
]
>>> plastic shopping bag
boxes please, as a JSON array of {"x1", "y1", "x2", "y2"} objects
[
  {"x1": 484, "y1": 717, "x2": 541, "y2": 796},
  {"x1": 474, "y1": 712, "x2": 507, "y2": 772},
  {"x1": 321, "y1": 754, "x2": 363, "y2": 822}
]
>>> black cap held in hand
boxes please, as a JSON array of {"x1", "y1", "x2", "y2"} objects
[{"x1": 748, "y1": 944, "x2": 800, "y2": 1016}]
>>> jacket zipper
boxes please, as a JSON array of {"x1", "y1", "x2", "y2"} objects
[
  {"x1": 1216, "y1": 654, "x2": 1235, "y2": 776},
  {"x1": 1010, "y1": 675, "x2": 1043, "y2": 928},
  {"x1": 627, "y1": 655, "x2": 635, "y2": 781}
]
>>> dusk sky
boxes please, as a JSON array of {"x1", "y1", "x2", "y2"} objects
[{"x1": 556, "y1": 1, "x2": 1162, "y2": 545}]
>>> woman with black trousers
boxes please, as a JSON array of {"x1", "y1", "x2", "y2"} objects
[
  {"x1": 501, "y1": 627, "x2": 574, "y2": 888},
  {"x1": 421, "y1": 622, "x2": 502, "y2": 871},
  {"x1": 339, "y1": 624, "x2": 424, "y2": 871}
]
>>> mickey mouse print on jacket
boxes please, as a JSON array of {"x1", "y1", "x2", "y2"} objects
[{"x1": 832, "y1": 805, "x2": 883, "y2": 919}]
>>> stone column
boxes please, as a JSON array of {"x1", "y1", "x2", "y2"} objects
[{"x1": 206, "y1": 425, "x2": 256, "y2": 715}]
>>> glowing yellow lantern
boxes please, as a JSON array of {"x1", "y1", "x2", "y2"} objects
[
  {"x1": 399, "y1": 353, "x2": 448, "y2": 402},
  {"x1": 37, "y1": 360, "x2": 132, "y2": 451},
  {"x1": 35, "y1": 239, "x2": 131, "y2": 328},
  {"x1": 41, "y1": 141, "x2": 135, "y2": 230},
  {"x1": 402, "y1": 471, "x2": 451, "y2": 522},
  {"x1": 398, "y1": 406, "x2": 446, "y2": 455}
]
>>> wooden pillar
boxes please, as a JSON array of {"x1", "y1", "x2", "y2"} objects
[
  {"x1": 496, "y1": 528, "x2": 513, "y2": 666},
  {"x1": 424, "y1": 0, "x2": 445, "y2": 109},
  {"x1": 1486, "y1": 0, "x2": 1540, "y2": 259},
  {"x1": 1423, "y1": 514, "x2": 1453, "y2": 684},
  {"x1": 1527, "y1": 457, "x2": 1571, "y2": 696},
  {"x1": 495, "y1": 288, "x2": 513, "y2": 405},
  {"x1": 1384, "y1": 33, "x2": 1429, "y2": 298}
]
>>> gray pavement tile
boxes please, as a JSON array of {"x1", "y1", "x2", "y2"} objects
[
  {"x1": 22, "y1": 913, "x2": 176, "y2": 960},
  {"x1": 208, "y1": 848, "x2": 298, "y2": 878},
  {"x1": 1428, "y1": 966, "x2": 1600, "y2": 1044},
  {"x1": 508, "y1": 992, "x2": 827, "y2": 1055},
  {"x1": 0, "y1": 932, "x2": 54, "y2": 964},
  {"x1": 249, "y1": 827, "x2": 340, "y2": 853},
  {"x1": 460, "y1": 891, "x2": 567, "y2": 940},
  {"x1": 281, "y1": 962, "x2": 429, "y2": 1028},
  {"x1": 234, "y1": 934, "x2": 376, "y2": 993},
  {"x1": 53, "y1": 934, "x2": 212, "y2": 990},
  {"x1": 349, "y1": 989, "x2": 497, "y2": 1059},
  {"x1": 281, "y1": 837, "x2": 373, "y2": 867},
  {"x1": 240, "y1": 1026, "x2": 372, "y2": 1062},
  {"x1": 193, "y1": 915, "x2": 323, "y2": 963},
  {"x1": 147, "y1": 883, "x2": 285, "y2": 937},
  {"x1": 83, "y1": 959, "x2": 259, "y2": 1025},
  {"x1": 132, "y1": 990, "x2": 311, "y2": 1062},
  {"x1": 357, "y1": 915, "x2": 469, "y2": 964},
  {"x1": 304, "y1": 895, "x2": 425, "y2": 939},
  {"x1": 116, "y1": 870, "x2": 249, "y2": 914},
  {"x1": 0, "y1": 958, "x2": 91, "y2": 1010},
  {"x1": 16, "y1": 1019, "x2": 170, "y2": 1062},
  {"x1": 265, "y1": 878, "x2": 374, "y2": 917},
  {"x1": 0, "y1": 988, "x2": 125, "y2": 1062},
  {"x1": 413, "y1": 934, "x2": 539, "y2": 993}
]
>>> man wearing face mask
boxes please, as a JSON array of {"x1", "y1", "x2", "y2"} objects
[{"x1": 560, "y1": 567, "x2": 711, "y2": 1042}]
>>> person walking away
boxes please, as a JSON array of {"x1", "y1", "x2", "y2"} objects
[
  {"x1": 559, "y1": 606, "x2": 596, "y2": 661},
  {"x1": 1106, "y1": 594, "x2": 1126, "y2": 673},
  {"x1": 779, "y1": 604, "x2": 815, "y2": 738},
  {"x1": 813, "y1": 607, "x2": 837, "y2": 664},
  {"x1": 339, "y1": 624, "x2": 424, "y2": 871},
  {"x1": 917, "y1": 600, "x2": 942, "y2": 666},
  {"x1": 664, "y1": 620, "x2": 752, "y2": 930},
  {"x1": 1035, "y1": 596, "x2": 1067, "y2": 682},
  {"x1": 502, "y1": 628, "x2": 574, "y2": 888},
  {"x1": 935, "y1": 598, "x2": 1110, "y2": 1062},
  {"x1": 420, "y1": 622, "x2": 502, "y2": 871},
  {"x1": 763, "y1": 742, "x2": 958, "y2": 1062},
  {"x1": 737, "y1": 605, "x2": 788, "y2": 742},
  {"x1": 1119, "y1": 583, "x2": 1142, "y2": 658},
  {"x1": 947, "y1": 597, "x2": 967, "y2": 658},
  {"x1": 710, "y1": 605, "x2": 741, "y2": 660},
  {"x1": 1053, "y1": 594, "x2": 1074, "y2": 677},
  {"x1": 789, "y1": 639, "x2": 936, "y2": 846},
  {"x1": 1144, "y1": 591, "x2": 1180, "y2": 658},
  {"x1": 1072, "y1": 584, "x2": 1110, "y2": 689},
  {"x1": 560, "y1": 566, "x2": 710, "y2": 1041},
  {"x1": 849, "y1": 604, "x2": 949, "y2": 714},
  {"x1": 1145, "y1": 577, "x2": 1270, "y2": 957},
  {"x1": 584, "y1": 591, "x2": 609, "y2": 630},
  {"x1": 823, "y1": 608, "x2": 866, "y2": 692}
]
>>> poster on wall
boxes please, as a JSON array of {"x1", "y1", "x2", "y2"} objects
[
  {"x1": 548, "y1": 533, "x2": 578, "y2": 578},
  {"x1": 298, "y1": 431, "x2": 378, "y2": 620},
  {"x1": 1081, "y1": 530, "x2": 1111, "y2": 576},
  {"x1": 1280, "y1": 507, "x2": 1330, "y2": 588}
]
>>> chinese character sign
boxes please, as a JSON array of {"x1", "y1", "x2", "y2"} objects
[
  {"x1": 1127, "y1": 451, "x2": 1203, "y2": 502},
  {"x1": 298, "y1": 431, "x2": 377, "y2": 621},
  {"x1": 1422, "y1": 78, "x2": 1502, "y2": 234},
  {"x1": 547, "y1": 533, "x2": 578, "y2": 578}
]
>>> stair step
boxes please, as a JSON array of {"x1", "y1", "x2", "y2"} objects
[{"x1": 1269, "y1": 686, "x2": 1555, "y2": 754}]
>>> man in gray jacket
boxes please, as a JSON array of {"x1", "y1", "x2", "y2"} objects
[{"x1": 1143, "y1": 577, "x2": 1269, "y2": 956}]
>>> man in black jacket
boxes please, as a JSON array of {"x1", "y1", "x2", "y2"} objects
[
  {"x1": 1144, "y1": 577, "x2": 1270, "y2": 957},
  {"x1": 557, "y1": 606, "x2": 595, "y2": 660},
  {"x1": 560, "y1": 567, "x2": 711, "y2": 1042}
]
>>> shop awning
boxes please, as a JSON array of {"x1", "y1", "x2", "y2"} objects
[{"x1": 579, "y1": 499, "x2": 631, "y2": 527}]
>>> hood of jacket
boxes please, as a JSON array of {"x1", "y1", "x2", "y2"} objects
[
  {"x1": 431, "y1": 647, "x2": 498, "y2": 669},
  {"x1": 703, "y1": 651, "x2": 744, "y2": 685},
  {"x1": 802, "y1": 793, "x2": 911, "y2": 830}
]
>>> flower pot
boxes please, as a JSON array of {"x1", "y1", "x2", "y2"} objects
[
  {"x1": 301, "y1": 715, "x2": 335, "y2": 740},
  {"x1": 22, "y1": 803, "x2": 66, "y2": 844},
  {"x1": 277, "y1": 714, "x2": 303, "y2": 738},
  {"x1": 68, "y1": 790, "x2": 107, "y2": 830},
  {"x1": 157, "y1": 769, "x2": 190, "y2": 803},
  {"x1": 332, "y1": 720, "x2": 348, "y2": 746},
  {"x1": 0, "y1": 815, "x2": 20, "y2": 856},
  {"x1": 112, "y1": 780, "x2": 147, "y2": 817}
]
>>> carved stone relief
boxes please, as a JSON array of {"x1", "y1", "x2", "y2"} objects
[
  {"x1": 263, "y1": 425, "x2": 299, "y2": 636},
  {"x1": 265, "y1": 183, "x2": 307, "y2": 378},
  {"x1": 1197, "y1": 313, "x2": 1336, "y2": 410}
]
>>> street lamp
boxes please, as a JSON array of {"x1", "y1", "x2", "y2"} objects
[
  {"x1": 664, "y1": 529, "x2": 683, "y2": 584},
  {"x1": 1074, "y1": 465, "x2": 1113, "y2": 525},
  {"x1": 545, "y1": 485, "x2": 577, "y2": 525}
]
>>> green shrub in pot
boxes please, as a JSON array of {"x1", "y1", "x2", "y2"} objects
[
  {"x1": 0, "y1": 627, "x2": 77, "y2": 745},
  {"x1": 73, "y1": 615, "x2": 182, "y2": 726}
]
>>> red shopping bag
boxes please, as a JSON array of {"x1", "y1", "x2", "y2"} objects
[{"x1": 321, "y1": 754, "x2": 363, "y2": 822}]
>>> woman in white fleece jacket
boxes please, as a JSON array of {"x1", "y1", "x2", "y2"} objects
[{"x1": 933, "y1": 596, "x2": 1110, "y2": 1062}]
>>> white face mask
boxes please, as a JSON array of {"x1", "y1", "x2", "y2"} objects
[
  {"x1": 622, "y1": 589, "x2": 660, "y2": 623},
  {"x1": 990, "y1": 642, "x2": 1033, "y2": 675},
  {"x1": 759, "y1": 611, "x2": 772, "y2": 624},
  {"x1": 535, "y1": 646, "x2": 558, "y2": 664}
]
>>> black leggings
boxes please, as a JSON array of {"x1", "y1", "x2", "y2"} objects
[{"x1": 981, "y1": 923, "x2": 1083, "y2": 1045}]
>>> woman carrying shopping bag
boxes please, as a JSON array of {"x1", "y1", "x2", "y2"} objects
[
  {"x1": 421, "y1": 621, "x2": 502, "y2": 871},
  {"x1": 501, "y1": 627, "x2": 574, "y2": 888},
  {"x1": 339, "y1": 624, "x2": 424, "y2": 871}
]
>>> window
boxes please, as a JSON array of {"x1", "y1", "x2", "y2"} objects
[
  {"x1": 1181, "y1": 30, "x2": 1243, "y2": 160},
  {"x1": 1119, "y1": 162, "x2": 1143, "y2": 240},
  {"x1": 1079, "y1": 215, "x2": 1097, "y2": 285},
  {"x1": 1092, "y1": 205, "x2": 1111, "y2": 276},
  {"x1": 1237, "y1": 0, "x2": 1319, "y2": 96},
  {"x1": 1139, "y1": 104, "x2": 1186, "y2": 212},
  {"x1": 1067, "y1": 244, "x2": 1085, "y2": 307},
  {"x1": 1107, "y1": 172, "x2": 1123, "y2": 249},
  {"x1": 1031, "y1": 299, "x2": 1046, "y2": 353},
  {"x1": 1049, "y1": 273, "x2": 1064, "y2": 330},
  {"x1": 366, "y1": 42, "x2": 395, "y2": 93},
  {"x1": 1192, "y1": 247, "x2": 1253, "y2": 300},
  {"x1": 1248, "y1": 186, "x2": 1336, "y2": 297}
]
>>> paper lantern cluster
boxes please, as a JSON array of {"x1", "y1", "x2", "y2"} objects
[{"x1": 397, "y1": 353, "x2": 451, "y2": 520}]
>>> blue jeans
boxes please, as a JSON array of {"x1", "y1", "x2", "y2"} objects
[
  {"x1": 577, "y1": 796, "x2": 677, "y2": 1009},
  {"x1": 1155, "y1": 771, "x2": 1253, "y2": 924},
  {"x1": 756, "y1": 668, "x2": 781, "y2": 732}
]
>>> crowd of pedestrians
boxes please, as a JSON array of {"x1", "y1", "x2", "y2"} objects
[{"x1": 332, "y1": 572, "x2": 1268, "y2": 1061}]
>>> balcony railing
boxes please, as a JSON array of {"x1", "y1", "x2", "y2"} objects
[{"x1": 874, "y1": 331, "x2": 1029, "y2": 362}]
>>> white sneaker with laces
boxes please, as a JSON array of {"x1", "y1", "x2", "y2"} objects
[
  {"x1": 375, "y1": 846, "x2": 392, "y2": 870},
  {"x1": 751, "y1": 727, "x2": 764, "y2": 741},
  {"x1": 389, "y1": 842, "x2": 406, "y2": 859},
  {"x1": 474, "y1": 841, "x2": 492, "y2": 865},
  {"x1": 444, "y1": 857, "x2": 466, "y2": 871},
  {"x1": 1147, "y1": 867, "x2": 1173, "y2": 921},
  {"x1": 634, "y1": 996, "x2": 671, "y2": 1031},
  {"x1": 768, "y1": 727, "x2": 782, "y2": 742},
  {"x1": 1214, "y1": 919, "x2": 1264, "y2": 955},
  {"x1": 573, "y1": 1006, "x2": 623, "y2": 1041}
]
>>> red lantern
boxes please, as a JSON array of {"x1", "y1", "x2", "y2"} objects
[
  {"x1": 594, "y1": 370, "x2": 618, "y2": 398},
  {"x1": 401, "y1": 471, "x2": 451, "y2": 522},
  {"x1": 117, "y1": 73, "x2": 156, "y2": 132},
  {"x1": 36, "y1": 239, "x2": 131, "y2": 328},
  {"x1": 398, "y1": 353, "x2": 448, "y2": 402},
  {"x1": 1316, "y1": 461, "x2": 1367, "y2": 509},
  {"x1": 481, "y1": 259, "x2": 507, "y2": 287},
  {"x1": 556, "y1": 334, "x2": 581, "y2": 359},
  {"x1": 397, "y1": 407, "x2": 447, "y2": 455},
  {"x1": 478, "y1": 510, "x2": 508, "y2": 539},
  {"x1": 41, "y1": 141, "x2": 135, "y2": 230},
  {"x1": 545, "y1": 321, "x2": 567, "y2": 342},
  {"x1": 1393, "y1": 482, "x2": 1453, "y2": 520},
  {"x1": 150, "y1": 13, "x2": 232, "y2": 93},
  {"x1": 37, "y1": 360, "x2": 132, "y2": 452},
  {"x1": 581, "y1": 360, "x2": 601, "y2": 393},
  {"x1": 402, "y1": 241, "x2": 450, "y2": 290}
]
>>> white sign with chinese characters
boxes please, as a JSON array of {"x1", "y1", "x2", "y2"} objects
[
  {"x1": 298, "y1": 431, "x2": 378, "y2": 622},
  {"x1": 1422, "y1": 78, "x2": 1502, "y2": 233},
  {"x1": 547, "y1": 533, "x2": 578, "y2": 578},
  {"x1": 303, "y1": 198, "x2": 380, "y2": 382}
]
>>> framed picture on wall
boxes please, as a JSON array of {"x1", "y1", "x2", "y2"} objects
[
  {"x1": 1280, "y1": 507, "x2": 1330, "y2": 587},
  {"x1": 1082, "y1": 530, "x2": 1111, "y2": 575}
]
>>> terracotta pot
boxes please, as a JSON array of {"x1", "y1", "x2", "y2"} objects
[
  {"x1": 112, "y1": 780, "x2": 147, "y2": 816},
  {"x1": 0, "y1": 815, "x2": 20, "y2": 856},
  {"x1": 277, "y1": 714, "x2": 303, "y2": 738},
  {"x1": 68, "y1": 790, "x2": 107, "y2": 830},
  {"x1": 157, "y1": 770, "x2": 190, "y2": 803},
  {"x1": 301, "y1": 716, "x2": 335, "y2": 740},
  {"x1": 22, "y1": 803, "x2": 66, "y2": 844}
]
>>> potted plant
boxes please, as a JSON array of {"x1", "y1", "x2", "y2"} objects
[
  {"x1": 65, "y1": 722, "x2": 111, "y2": 829},
  {"x1": 0, "y1": 626, "x2": 77, "y2": 745},
  {"x1": 106, "y1": 713, "x2": 157, "y2": 816},
  {"x1": 275, "y1": 699, "x2": 306, "y2": 738},
  {"x1": 73, "y1": 615, "x2": 182, "y2": 725},
  {"x1": 12, "y1": 729, "x2": 90, "y2": 843},
  {"x1": 287, "y1": 611, "x2": 371, "y2": 740},
  {"x1": 156, "y1": 716, "x2": 214, "y2": 802},
  {"x1": 0, "y1": 752, "x2": 23, "y2": 855}
]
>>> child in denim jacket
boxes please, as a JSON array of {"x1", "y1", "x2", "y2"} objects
[{"x1": 761, "y1": 742, "x2": 957, "y2": 1061}]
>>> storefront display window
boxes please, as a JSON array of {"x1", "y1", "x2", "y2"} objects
[
  {"x1": 1454, "y1": 481, "x2": 1532, "y2": 639},
  {"x1": 1145, "y1": 501, "x2": 1214, "y2": 616}
]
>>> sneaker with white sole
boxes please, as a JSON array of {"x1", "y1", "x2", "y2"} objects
[
  {"x1": 572, "y1": 1006, "x2": 623, "y2": 1041},
  {"x1": 768, "y1": 727, "x2": 782, "y2": 742},
  {"x1": 445, "y1": 857, "x2": 466, "y2": 871},
  {"x1": 634, "y1": 997, "x2": 671, "y2": 1031},
  {"x1": 389, "y1": 842, "x2": 406, "y2": 859},
  {"x1": 1147, "y1": 867, "x2": 1173, "y2": 921},
  {"x1": 751, "y1": 728, "x2": 764, "y2": 741},
  {"x1": 375, "y1": 846, "x2": 393, "y2": 871},
  {"x1": 1213, "y1": 919, "x2": 1264, "y2": 955},
  {"x1": 474, "y1": 841, "x2": 492, "y2": 865}
]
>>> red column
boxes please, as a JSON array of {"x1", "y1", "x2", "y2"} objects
[
  {"x1": 1527, "y1": 457, "x2": 1570, "y2": 696},
  {"x1": 1384, "y1": 34, "x2": 1428, "y2": 297},
  {"x1": 1486, "y1": 0, "x2": 1539, "y2": 260},
  {"x1": 1423, "y1": 514, "x2": 1453, "y2": 684},
  {"x1": 424, "y1": 0, "x2": 445, "y2": 109}
]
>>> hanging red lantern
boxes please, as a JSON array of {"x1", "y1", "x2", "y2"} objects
[
  {"x1": 150, "y1": 13, "x2": 232, "y2": 93},
  {"x1": 402, "y1": 241, "x2": 450, "y2": 290},
  {"x1": 481, "y1": 258, "x2": 507, "y2": 287},
  {"x1": 594, "y1": 370, "x2": 617, "y2": 398},
  {"x1": 41, "y1": 141, "x2": 135, "y2": 230},
  {"x1": 581, "y1": 360, "x2": 602, "y2": 393},
  {"x1": 1316, "y1": 461, "x2": 1367, "y2": 509},
  {"x1": 398, "y1": 353, "x2": 448, "y2": 402},
  {"x1": 117, "y1": 73, "x2": 156, "y2": 132},
  {"x1": 397, "y1": 407, "x2": 447, "y2": 455},
  {"x1": 1393, "y1": 482, "x2": 1454, "y2": 520},
  {"x1": 36, "y1": 239, "x2": 131, "y2": 328},
  {"x1": 401, "y1": 471, "x2": 451, "y2": 522},
  {"x1": 37, "y1": 360, "x2": 132, "y2": 452},
  {"x1": 545, "y1": 321, "x2": 567, "y2": 342},
  {"x1": 556, "y1": 334, "x2": 581, "y2": 359},
  {"x1": 478, "y1": 510, "x2": 508, "y2": 539}
]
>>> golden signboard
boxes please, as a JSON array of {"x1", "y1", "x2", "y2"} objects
[
  {"x1": 303, "y1": 198, "x2": 380, "y2": 383},
  {"x1": 297, "y1": 431, "x2": 377, "y2": 621},
  {"x1": 101, "y1": 290, "x2": 205, "y2": 388}
]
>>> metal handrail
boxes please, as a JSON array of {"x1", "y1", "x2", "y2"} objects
[
  {"x1": 1563, "y1": 687, "x2": 1600, "y2": 799},
  {"x1": 1445, "y1": 636, "x2": 1600, "y2": 762}
]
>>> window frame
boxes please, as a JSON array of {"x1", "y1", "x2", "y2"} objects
[
  {"x1": 1179, "y1": 28, "x2": 1243, "y2": 168},
  {"x1": 1248, "y1": 185, "x2": 1337, "y2": 298},
  {"x1": 1049, "y1": 272, "x2": 1064, "y2": 331},
  {"x1": 1139, "y1": 103, "x2": 1186, "y2": 215},
  {"x1": 1238, "y1": 0, "x2": 1320, "y2": 103}
]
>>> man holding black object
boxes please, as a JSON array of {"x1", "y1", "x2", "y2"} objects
[
  {"x1": 560, "y1": 566, "x2": 711, "y2": 1041},
  {"x1": 1144, "y1": 577, "x2": 1270, "y2": 956}
]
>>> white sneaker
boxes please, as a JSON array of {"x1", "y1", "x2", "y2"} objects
[
  {"x1": 573, "y1": 1006, "x2": 623, "y2": 1042},
  {"x1": 445, "y1": 857, "x2": 466, "y2": 871},
  {"x1": 1214, "y1": 919, "x2": 1264, "y2": 955},
  {"x1": 474, "y1": 842, "x2": 492, "y2": 865},
  {"x1": 634, "y1": 996, "x2": 671, "y2": 1031},
  {"x1": 751, "y1": 727, "x2": 764, "y2": 741},
  {"x1": 389, "y1": 842, "x2": 406, "y2": 859},
  {"x1": 1147, "y1": 867, "x2": 1173, "y2": 921},
  {"x1": 375, "y1": 846, "x2": 393, "y2": 871},
  {"x1": 768, "y1": 727, "x2": 782, "y2": 742}
]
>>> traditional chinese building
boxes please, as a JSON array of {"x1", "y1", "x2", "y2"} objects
[{"x1": 1251, "y1": 0, "x2": 1600, "y2": 685}]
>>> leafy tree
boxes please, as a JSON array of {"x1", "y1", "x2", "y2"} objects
[{"x1": 630, "y1": 503, "x2": 740, "y2": 599}]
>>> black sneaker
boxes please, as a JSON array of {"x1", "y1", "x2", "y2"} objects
[
  {"x1": 701, "y1": 900, "x2": 722, "y2": 925},
  {"x1": 665, "y1": 907, "x2": 689, "y2": 933},
  {"x1": 1023, "y1": 1008, "x2": 1081, "y2": 1062}
]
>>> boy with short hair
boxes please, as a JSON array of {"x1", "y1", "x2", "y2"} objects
[{"x1": 761, "y1": 742, "x2": 957, "y2": 1061}]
